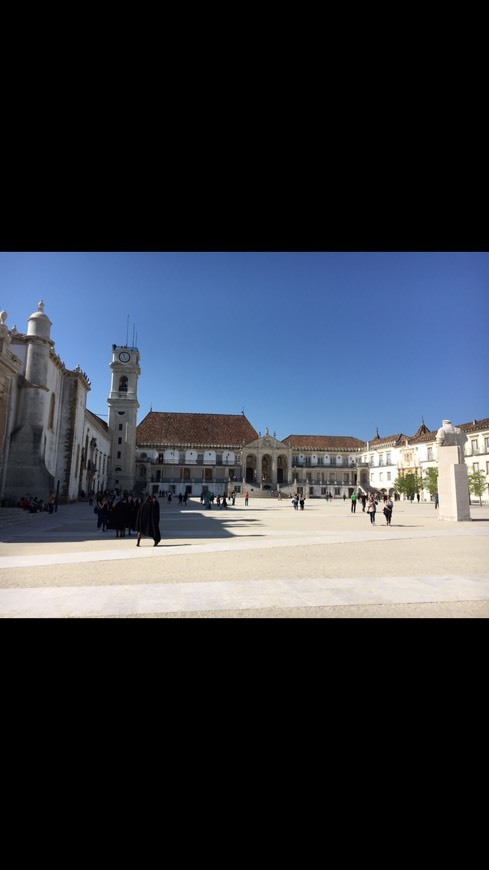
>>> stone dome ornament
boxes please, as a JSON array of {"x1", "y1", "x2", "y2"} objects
[
  {"x1": 0, "y1": 310, "x2": 7, "y2": 324},
  {"x1": 27, "y1": 299, "x2": 52, "y2": 340}
]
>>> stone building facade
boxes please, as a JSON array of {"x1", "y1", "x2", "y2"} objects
[{"x1": 0, "y1": 303, "x2": 111, "y2": 504}]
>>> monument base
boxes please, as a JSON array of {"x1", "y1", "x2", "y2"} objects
[{"x1": 437, "y1": 446, "x2": 471, "y2": 521}]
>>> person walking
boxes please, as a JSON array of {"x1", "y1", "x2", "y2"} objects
[
  {"x1": 135, "y1": 494, "x2": 161, "y2": 547},
  {"x1": 434, "y1": 492, "x2": 439, "y2": 509},
  {"x1": 383, "y1": 496, "x2": 393, "y2": 526},
  {"x1": 361, "y1": 494, "x2": 367, "y2": 512},
  {"x1": 299, "y1": 495, "x2": 305, "y2": 510},
  {"x1": 112, "y1": 494, "x2": 128, "y2": 538},
  {"x1": 244, "y1": 491, "x2": 249, "y2": 506},
  {"x1": 125, "y1": 494, "x2": 137, "y2": 536},
  {"x1": 366, "y1": 495, "x2": 377, "y2": 524},
  {"x1": 96, "y1": 494, "x2": 108, "y2": 531},
  {"x1": 351, "y1": 492, "x2": 357, "y2": 513}
]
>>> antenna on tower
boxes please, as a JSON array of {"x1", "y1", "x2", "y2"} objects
[
  {"x1": 126, "y1": 314, "x2": 129, "y2": 346},
  {"x1": 132, "y1": 323, "x2": 135, "y2": 347}
]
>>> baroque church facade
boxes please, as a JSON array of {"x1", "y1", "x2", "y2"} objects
[{"x1": 1, "y1": 302, "x2": 488, "y2": 504}]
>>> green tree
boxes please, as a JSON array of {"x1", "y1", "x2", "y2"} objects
[
  {"x1": 394, "y1": 471, "x2": 422, "y2": 499},
  {"x1": 422, "y1": 467, "x2": 439, "y2": 498},
  {"x1": 467, "y1": 469, "x2": 487, "y2": 505}
]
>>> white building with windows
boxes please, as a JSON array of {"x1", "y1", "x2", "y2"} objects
[{"x1": 358, "y1": 419, "x2": 489, "y2": 503}]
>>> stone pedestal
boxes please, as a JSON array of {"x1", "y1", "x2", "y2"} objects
[{"x1": 437, "y1": 446, "x2": 471, "y2": 521}]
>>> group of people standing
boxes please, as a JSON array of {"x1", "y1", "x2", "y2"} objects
[
  {"x1": 94, "y1": 490, "x2": 161, "y2": 546},
  {"x1": 349, "y1": 491, "x2": 393, "y2": 524},
  {"x1": 364, "y1": 494, "x2": 393, "y2": 525}
]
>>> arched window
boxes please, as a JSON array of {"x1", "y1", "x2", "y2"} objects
[{"x1": 118, "y1": 376, "x2": 128, "y2": 392}]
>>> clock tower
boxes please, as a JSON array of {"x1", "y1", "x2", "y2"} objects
[{"x1": 107, "y1": 344, "x2": 140, "y2": 492}]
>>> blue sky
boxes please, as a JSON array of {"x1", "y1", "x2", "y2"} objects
[{"x1": 1, "y1": 251, "x2": 488, "y2": 442}]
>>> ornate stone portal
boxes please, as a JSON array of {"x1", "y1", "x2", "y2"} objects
[{"x1": 435, "y1": 420, "x2": 471, "y2": 521}]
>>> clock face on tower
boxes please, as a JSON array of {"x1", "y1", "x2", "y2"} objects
[{"x1": 119, "y1": 351, "x2": 130, "y2": 363}]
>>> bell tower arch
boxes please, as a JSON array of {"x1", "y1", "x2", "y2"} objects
[{"x1": 107, "y1": 343, "x2": 140, "y2": 492}]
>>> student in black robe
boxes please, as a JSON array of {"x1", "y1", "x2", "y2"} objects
[{"x1": 135, "y1": 494, "x2": 161, "y2": 547}]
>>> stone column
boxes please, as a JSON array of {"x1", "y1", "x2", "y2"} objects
[{"x1": 437, "y1": 446, "x2": 471, "y2": 521}]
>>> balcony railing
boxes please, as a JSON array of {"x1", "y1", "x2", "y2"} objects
[
  {"x1": 139, "y1": 457, "x2": 243, "y2": 468},
  {"x1": 292, "y1": 458, "x2": 353, "y2": 468}
]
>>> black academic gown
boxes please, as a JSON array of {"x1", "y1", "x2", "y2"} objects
[{"x1": 136, "y1": 499, "x2": 161, "y2": 543}]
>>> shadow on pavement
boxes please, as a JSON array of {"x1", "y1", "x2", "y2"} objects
[{"x1": 0, "y1": 504, "x2": 262, "y2": 545}]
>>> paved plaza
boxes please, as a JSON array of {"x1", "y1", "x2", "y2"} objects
[{"x1": 0, "y1": 496, "x2": 488, "y2": 618}]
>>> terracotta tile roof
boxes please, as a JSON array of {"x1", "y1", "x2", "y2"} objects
[
  {"x1": 409, "y1": 418, "x2": 489, "y2": 444},
  {"x1": 364, "y1": 433, "x2": 411, "y2": 448},
  {"x1": 136, "y1": 411, "x2": 259, "y2": 448},
  {"x1": 282, "y1": 434, "x2": 365, "y2": 451},
  {"x1": 409, "y1": 428, "x2": 436, "y2": 444},
  {"x1": 413, "y1": 420, "x2": 431, "y2": 438},
  {"x1": 458, "y1": 417, "x2": 489, "y2": 433}
]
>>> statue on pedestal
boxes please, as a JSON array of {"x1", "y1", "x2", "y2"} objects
[
  {"x1": 435, "y1": 419, "x2": 471, "y2": 521},
  {"x1": 435, "y1": 419, "x2": 467, "y2": 463}
]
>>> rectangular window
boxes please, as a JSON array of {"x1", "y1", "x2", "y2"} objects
[
  {"x1": 387, "y1": 472, "x2": 391, "y2": 481},
  {"x1": 118, "y1": 437, "x2": 122, "y2": 445},
  {"x1": 386, "y1": 452, "x2": 391, "y2": 465},
  {"x1": 48, "y1": 394, "x2": 55, "y2": 430},
  {"x1": 473, "y1": 463, "x2": 479, "y2": 472},
  {"x1": 117, "y1": 451, "x2": 121, "y2": 459},
  {"x1": 379, "y1": 472, "x2": 383, "y2": 481},
  {"x1": 471, "y1": 440, "x2": 478, "y2": 455},
  {"x1": 427, "y1": 447, "x2": 433, "y2": 461},
  {"x1": 485, "y1": 437, "x2": 489, "y2": 452},
  {"x1": 118, "y1": 424, "x2": 123, "y2": 431},
  {"x1": 158, "y1": 453, "x2": 164, "y2": 464}
]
